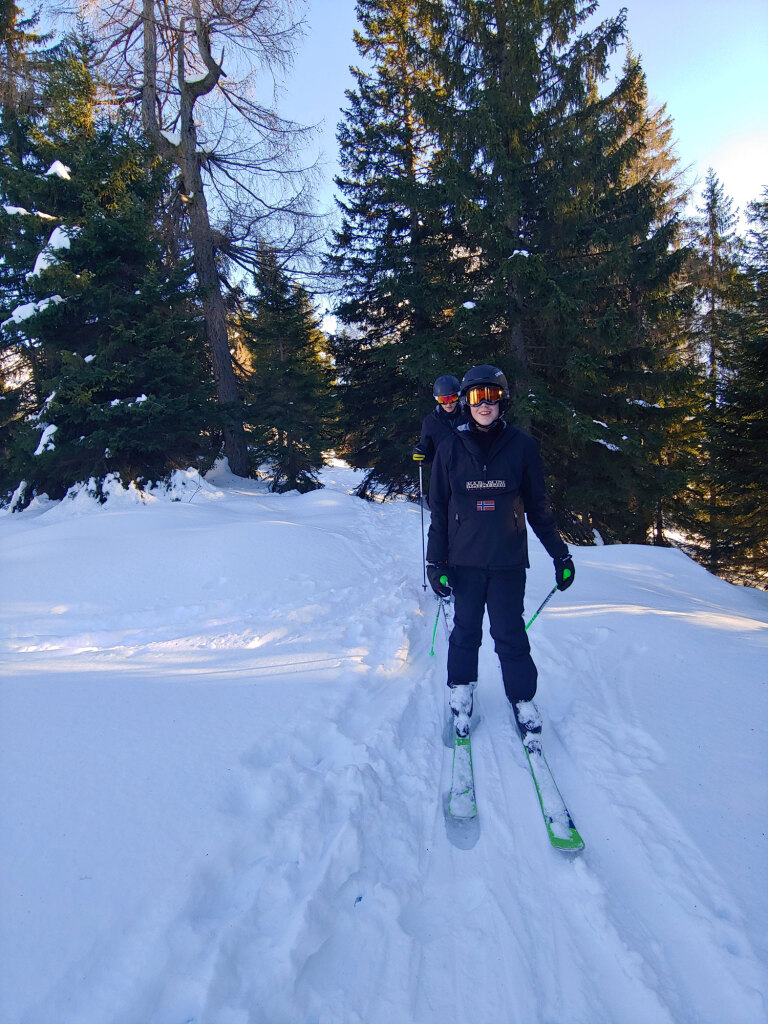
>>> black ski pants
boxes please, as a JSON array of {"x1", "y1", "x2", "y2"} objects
[{"x1": 447, "y1": 565, "x2": 537, "y2": 704}]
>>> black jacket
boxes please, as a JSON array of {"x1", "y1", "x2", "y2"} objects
[
  {"x1": 414, "y1": 406, "x2": 466, "y2": 464},
  {"x1": 426, "y1": 420, "x2": 568, "y2": 569}
]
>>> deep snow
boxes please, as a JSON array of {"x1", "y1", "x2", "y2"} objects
[{"x1": 1, "y1": 461, "x2": 767, "y2": 1024}]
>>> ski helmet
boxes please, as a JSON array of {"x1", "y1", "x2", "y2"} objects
[
  {"x1": 433, "y1": 374, "x2": 460, "y2": 401},
  {"x1": 459, "y1": 365, "x2": 510, "y2": 413}
]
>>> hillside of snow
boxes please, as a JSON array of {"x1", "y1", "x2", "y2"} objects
[{"x1": 1, "y1": 461, "x2": 767, "y2": 1024}]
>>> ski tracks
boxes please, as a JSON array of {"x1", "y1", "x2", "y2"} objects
[
  {"x1": 406, "y1": 642, "x2": 678, "y2": 1024},
  {"x1": 79, "y1": 512, "x2": 442, "y2": 1024},
  {"x1": 533, "y1": 612, "x2": 768, "y2": 1024}
]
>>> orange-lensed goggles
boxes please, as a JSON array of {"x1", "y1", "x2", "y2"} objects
[
  {"x1": 436, "y1": 393, "x2": 459, "y2": 405},
  {"x1": 466, "y1": 385, "x2": 504, "y2": 406}
]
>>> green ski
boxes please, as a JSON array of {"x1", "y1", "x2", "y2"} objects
[
  {"x1": 521, "y1": 735, "x2": 584, "y2": 853},
  {"x1": 448, "y1": 730, "x2": 477, "y2": 819}
]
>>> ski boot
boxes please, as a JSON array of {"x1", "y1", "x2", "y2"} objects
[
  {"x1": 513, "y1": 700, "x2": 542, "y2": 749},
  {"x1": 449, "y1": 682, "x2": 475, "y2": 738}
]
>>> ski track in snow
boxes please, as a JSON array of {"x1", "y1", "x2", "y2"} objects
[{"x1": 1, "y1": 464, "x2": 767, "y2": 1024}]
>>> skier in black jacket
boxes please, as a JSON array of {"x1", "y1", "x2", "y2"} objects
[
  {"x1": 426, "y1": 365, "x2": 575, "y2": 738},
  {"x1": 412, "y1": 375, "x2": 466, "y2": 465}
]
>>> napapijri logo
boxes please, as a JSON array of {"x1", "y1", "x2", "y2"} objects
[
  {"x1": 466, "y1": 479, "x2": 506, "y2": 490},
  {"x1": 476, "y1": 499, "x2": 495, "y2": 512}
]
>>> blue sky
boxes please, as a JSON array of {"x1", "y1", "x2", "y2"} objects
[{"x1": 280, "y1": 0, "x2": 768, "y2": 220}]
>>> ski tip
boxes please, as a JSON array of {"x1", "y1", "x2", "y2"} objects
[{"x1": 549, "y1": 831, "x2": 585, "y2": 853}]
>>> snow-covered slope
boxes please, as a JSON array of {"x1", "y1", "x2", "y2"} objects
[{"x1": 1, "y1": 462, "x2": 766, "y2": 1024}]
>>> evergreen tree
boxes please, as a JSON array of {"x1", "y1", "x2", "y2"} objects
[
  {"x1": 0, "y1": 2, "x2": 57, "y2": 495},
  {"x1": 327, "y1": 0, "x2": 459, "y2": 499},
  {"x1": 238, "y1": 247, "x2": 336, "y2": 493},
  {"x1": 716, "y1": 190, "x2": 768, "y2": 583},
  {"x1": 680, "y1": 170, "x2": 750, "y2": 572},
  {"x1": 0, "y1": 0, "x2": 52, "y2": 160},
  {"x1": 422, "y1": 1, "x2": 687, "y2": 542},
  {"x1": 1, "y1": 27, "x2": 216, "y2": 505}
]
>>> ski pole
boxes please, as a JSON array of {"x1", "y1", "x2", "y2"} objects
[
  {"x1": 429, "y1": 597, "x2": 442, "y2": 656},
  {"x1": 418, "y1": 463, "x2": 427, "y2": 591},
  {"x1": 525, "y1": 585, "x2": 559, "y2": 631}
]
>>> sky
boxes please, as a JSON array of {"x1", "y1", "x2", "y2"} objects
[{"x1": 279, "y1": 0, "x2": 768, "y2": 221}]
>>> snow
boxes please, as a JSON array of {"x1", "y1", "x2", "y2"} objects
[
  {"x1": 27, "y1": 225, "x2": 75, "y2": 279},
  {"x1": 45, "y1": 160, "x2": 71, "y2": 180},
  {"x1": 3, "y1": 205, "x2": 56, "y2": 219},
  {"x1": 1, "y1": 294, "x2": 64, "y2": 329},
  {"x1": 32, "y1": 423, "x2": 57, "y2": 455},
  {"x1": 1, "y1": 460, "x2": 767, "y2": 1024}
]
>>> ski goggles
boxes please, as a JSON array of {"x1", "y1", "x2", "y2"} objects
[
  {"x1": 465, "y1": 385, "x2": 504, "y2": 406},
  {"x1": 436, "y1": 392, "x2": 459, "y2": 405}
]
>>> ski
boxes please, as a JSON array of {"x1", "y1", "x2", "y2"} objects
[
  {"x1": 520, "y1": 734, "x2": 584, "y2": 853},
  {"x1": 448, "y1": 728, "x2": 477, "y2": 819}
]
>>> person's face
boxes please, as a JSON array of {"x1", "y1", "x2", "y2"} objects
[
  {"x1": 441, "y1": 398, "x2": 458, "y2": 413},
  {"x1": 470, "y1": 398, "x2": 500, "y2": 429}
]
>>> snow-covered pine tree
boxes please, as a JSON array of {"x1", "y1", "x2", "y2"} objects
[
  {"x1": 0, "y1": 0, "x2": 56, "y2": 495},
  {"x1": 2, "y1": 27, "x2": 216, "y2": 505},
  {"x1": 237, "y1": 246, "x2": 337, "y2": 493}
]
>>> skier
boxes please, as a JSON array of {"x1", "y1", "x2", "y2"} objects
[
  {"x1": 425, "y1": 365, "x2": 575, "y2": 739},
  {"x1": 412, "y1": 375, "x2": 466, "y2": 466}
]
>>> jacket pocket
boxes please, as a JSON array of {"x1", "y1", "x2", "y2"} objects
[{"x1": 506, "y1": 494, "x2": 525, "y2": 535}]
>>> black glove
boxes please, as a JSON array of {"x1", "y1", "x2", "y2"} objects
[
  {"x1": 555, "y1": 554, "x2": 575, "y2": 590},
  {"x1": 427, "y1": 563, "x2": 452, "y2": 598}
]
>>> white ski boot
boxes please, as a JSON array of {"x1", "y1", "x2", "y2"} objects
[
  {"x1": 513, "y1": 699, "x2": 542, "y2": 741},
  {"x1": 449, "y1": 682, "x2": 475, "y2": 738}
]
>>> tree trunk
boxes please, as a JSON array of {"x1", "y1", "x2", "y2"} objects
[
  {"x1": 141, "y1": 0, "x2": 249, "y2": 477},
  {"x1": 184, "y1": 163, "x2": 249, "y2": 477}
]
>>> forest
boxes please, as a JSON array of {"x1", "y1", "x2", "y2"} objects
[{"x1": 1, "y1": 0, "x2": 766, "y2": 587}]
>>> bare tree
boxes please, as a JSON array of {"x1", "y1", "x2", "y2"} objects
[{"x1": 79, "y1": 0, "x2": 320, "y2": 476}]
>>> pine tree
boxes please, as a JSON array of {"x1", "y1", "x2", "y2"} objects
[
  {"x1": 1, "y1": 27, "x2": 216, "y2": 505},
  {"x1": 680, "y1": 170, "x2": 750, "y2": 573},
  {"x1": 237, "y1": 247, "x2": 337, "y2": 493},
  {"x1": 716, "y1": 190, "x2": 768, "y2": 583},
  {"x1": 327, "y1": 0, "x2": 460, "y2": 499},
  {"x1": 0, "y1": 1, "x2": 58, "y2": 496},
  {"x1": 421, "y1": 1, "x2": 687, "y2": 542},
  {"x1": 0, "y1": 0, "x2": 52, "y2": 160}
]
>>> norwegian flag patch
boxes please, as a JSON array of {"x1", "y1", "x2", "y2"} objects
[{"x1": 476, "y1": 499, "x2": 495, "y2": 512}]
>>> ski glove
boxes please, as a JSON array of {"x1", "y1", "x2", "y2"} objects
[
  {"x1": 555, "y1": 554, "x2": 575, "y2": 591},
  {"x1": 427, "y1": 563, "x2": 452, "y2": 598},
  {"x1": 412, "y1": 445, "x2": 426, "y2": 462}
]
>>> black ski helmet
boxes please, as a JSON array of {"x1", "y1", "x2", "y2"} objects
[
  {"x1": 433, "y1": 374, "x2": 460, "y2": 401},
  {"x1": 459, "y1": 364, "x2": 510, "y2": 413}
]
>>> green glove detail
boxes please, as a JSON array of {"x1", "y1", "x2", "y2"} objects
[
  {"x1": 555, "y1": 554, "x2": 575, "y2": 591},
  {"x1": 427, "y1": 563, "x2": 452, "y2": 598}
]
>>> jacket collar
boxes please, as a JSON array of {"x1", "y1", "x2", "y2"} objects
[{"x1": 458, "y1": 419, "x2": 516, "y2": 460}]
